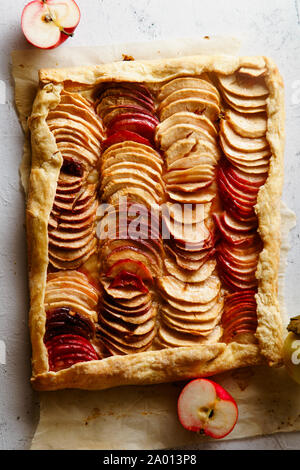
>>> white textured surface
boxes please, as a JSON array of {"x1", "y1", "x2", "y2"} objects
[{"x1": 1, "y1": 0, "x2": 300, "y2": 450}]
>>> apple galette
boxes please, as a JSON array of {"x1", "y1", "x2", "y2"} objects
[{"x1": 26, "y1": 55, "x2": 284, "y2": 390}]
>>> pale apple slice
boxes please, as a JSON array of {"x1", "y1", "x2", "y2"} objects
[
  {"x1": 162, "y1": 201, "x2": 211, "y2": 225},
  {"x1": 101, "y1": 307, "x2": 154, "y2": 328},
  {"x1": 46, "y1": 275, "x2": 99, "y2": 303},
  {"x1": 156, "y1": 117, "x2": 216, "y2": 147},
  {"x1": 54, "y1": 103, "x2": 104, "y2": 134},
  {"x1": 167, "y1": 186, "x2": 216, "y2": 204},
  {"x1": 164, "y1": 245, "x2": 212, "y2": 272},
  {"x1": 157, "y1": 275, "x2": 220, "y2": 304},
  {"x1": 102, "y1": 143, "x2": 163, "y2": 166},
  {"x1": 221, "y1": 119, "x2": 269, "y2": 153},
  {"x1": 102, "y1": 153, "x2": 163, "y2": 176},
  {"x1": 162, "y1": 216, "x2": 211, "y2": 245},
  {"x1": 101, "y1": 178, "x2": 162, "y2": 204},
  {"x1": 101, "y1": 296, "x2": 152, "y2": 317},
  {"x1": 45, "y1": 286, "x2": 97, "y2": 311},
  {"x1": 51, "y1": 213, "x2": 96, "y2": 234},
  {"x1": 161, "y1": 299, "x2": 223, "y2": 323},
  {"x1": 102, "y1": 239, "x2": 162, "y2": 268},
  {"x1": 164, "y1": 256, "x2": 216, "y2": 283},
  {"x1": 164, "y1": 165, "x2": 215, "y2": 184},
  {"x1": 59, "y1": 90, "x2": 92, "y2": 110},
  {"x1": 102, "y1": 303, "x2": 155, "y2": 324},
  {"x1": 156, "y1": 124, "x2": 218, "y2": 152},
  {"x1": 161, "y1": 314, "x2": 215, "y2": 336},
  {"x1": 225, "y1": 109, "x2": 267, "y2": 138},
  {"x1": 48, "y1": 118, "x2": 101, "y2": 152},
  {"x1": 101, "y1": 170, "x2": 164, "y2": 197},
  {"x1": 97, "y1": 326, "x2": 156, "y2": 354},
  {"x1": 220, "y1": 134, "x2": 270, "y2": 162},
  {"x1": 162, "y1": 292, "x2": 221, "y2": 313},
  {"x1": 108, "y1": 187, "x2": 159, "y2": 209},
  {"x1": 218, "y1": 72, "x2": 268, "y2": 98},
  {"x1": 53, "y1": 130, "x2": 100, "y2": 160},
  {"x1": 47, "y1": 270, "x2": 99, "y2": 293},
  {"x1": 21, "y1": 0, "x2": 81, "y2": 50},
  {"x1": 165, "y1": 137, "x2": 220, "y2": 167},
  {"x1": 49, "y1": 229, "x2": 95, "y2": 252},
  {"x1": 102, "y1": 162, "x2": 164, "y2": 186},
  {"x1": 161, "y1": 308, "x2": 221, "y2": 336},
  {"x1": 102, "y1": 140, "x2": 162, "y2": 159},
  {"x1": 157, "y1": 322, "x2": 222, "y2": 347},
  {"x1": 99, "y1": 312, "x2": 155, "y2": 336},
  {"x1": 224, "y1": 101, "x2": 266, "y2": 115},
  {"x1": 49, "y1": 238, "x2": 97, "y2": 270},
  {"x1": 167, "y1": 154, "x2": 217, "y2": 171},
  {"x1": 238, "y1": 66, "x2": 267, "y2": 77},
  {"x1": 114, "y1": 293, "x2": 152, "y2": 310},
  {"x1": 156, "y1": 112, "x2": 218, "y2": 140},
  {"x1": 158, "y1": 77, "x2": 220, "y2": 102},
  {"x1": 177, "y1": 378, "x2": 238, "y2": 438},
  {"x1": 57, "y1": 142, "x2": 98, "y2": 167},
  {"x1": 159, "y1": 98, "x2": 220, "y2": 122},
  {"x1": 221, "y1": 88, "x2": 267, "y2": 110},
  {"x1": 159, "y1": 89, "x2": 220, "y2": 112},
  {"x1": 47, "y1": 110, "x2": 103, "y2": 140}
]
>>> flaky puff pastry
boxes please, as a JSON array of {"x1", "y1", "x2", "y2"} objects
[{"x1": 26, "y1": 55, "x2": 284, "y2": 391}]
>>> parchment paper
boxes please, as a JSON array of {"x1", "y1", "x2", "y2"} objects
[{"x1": 11, "y1": 37, "x2": 299, "y2": 450}]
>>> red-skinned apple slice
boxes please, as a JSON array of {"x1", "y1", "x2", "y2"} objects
[
  {"x1": 218, "y1": 166, "x2": 257, "y2": 204},
  {"x1": 213, "y1": 213, "x2": 257, "y2": 246},
  {"x1": 105, "y1": 258, "x2": 153, "y2": 281},
  {"x1": 225, "y1": 162, "x2": 267, "y2": 188},
  {"x1": 108, "y1": 117, "x2": 157, "y2": 142},
  {"x1": 102, "y1": 131, "x2": 152, "y2": 150},
  {"x1": 46, "y1": 334, "x2": 98, "y2": 371},
  {"x1": 222, "y1": 211, "x2": 257, "y2": 233},
  {"x1": 218, "y1": 269, "x2": 258, "y2": 292},
  {"x1": 108, "y1": 112, "x2": 159, "y2": 129},
  {"x1": 177, "y1": 378, "x2": 238, "y2": 439},
  {"x1": 22, "y1": 0, "x2": 80, "y2": 50},
  {"x1": 108, "y1": 270, "x2": 149, "y2": 293},
  {"x1": 102, "y1": 105, "x2": 156, "y2": 126}
]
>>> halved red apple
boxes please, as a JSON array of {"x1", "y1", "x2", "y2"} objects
[
  {"x1": 177, "y1": 378, "x2": 238, "y2": 438},
  {"x1": 21, "y1": 0, "x2": 81, "y2": 50}
]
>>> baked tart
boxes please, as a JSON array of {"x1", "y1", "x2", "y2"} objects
[{"x1": 26, "y1": 55, "x2": 285, "y2": 390}]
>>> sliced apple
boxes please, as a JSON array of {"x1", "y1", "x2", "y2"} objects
[
  {"x1": 157, "y1": 275, "x2": 220, "y2": 304},
  {"x1": 45, "y1": 334, "x2": 98, "y2": 371},
  {"x1": 45, "y1": 307, "x2": 95, "y2": 341},
  {"x1": 218, "y1": 72, "x2": 268, "y2": 98},
  {"x1": 177, "y1": 378, "x2": 238, "y2": 438},
  {"x1": 158, "y1": 77, "x2": 220, "y2": 103},
  {"x1": 22, "y1": 0, "x2": 81, "y2": 50},
  {"x1": 225, "y1": 109, "x2": 267, "y2": 139},
  {"x1": 105, "y1": 258, "x2": 153, "y2": 281},
  {"x1": 159, "y1": 97, "x2": 220, "y2": 122}
]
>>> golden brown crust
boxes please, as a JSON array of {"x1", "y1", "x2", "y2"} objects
[{"x1": 27, "y1": 55, "x2": 284, "y2": 391}]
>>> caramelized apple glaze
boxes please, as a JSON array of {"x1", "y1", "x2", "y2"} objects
[{"x1": 43, "y1": 67, "x2": 270, "y2": 371}]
